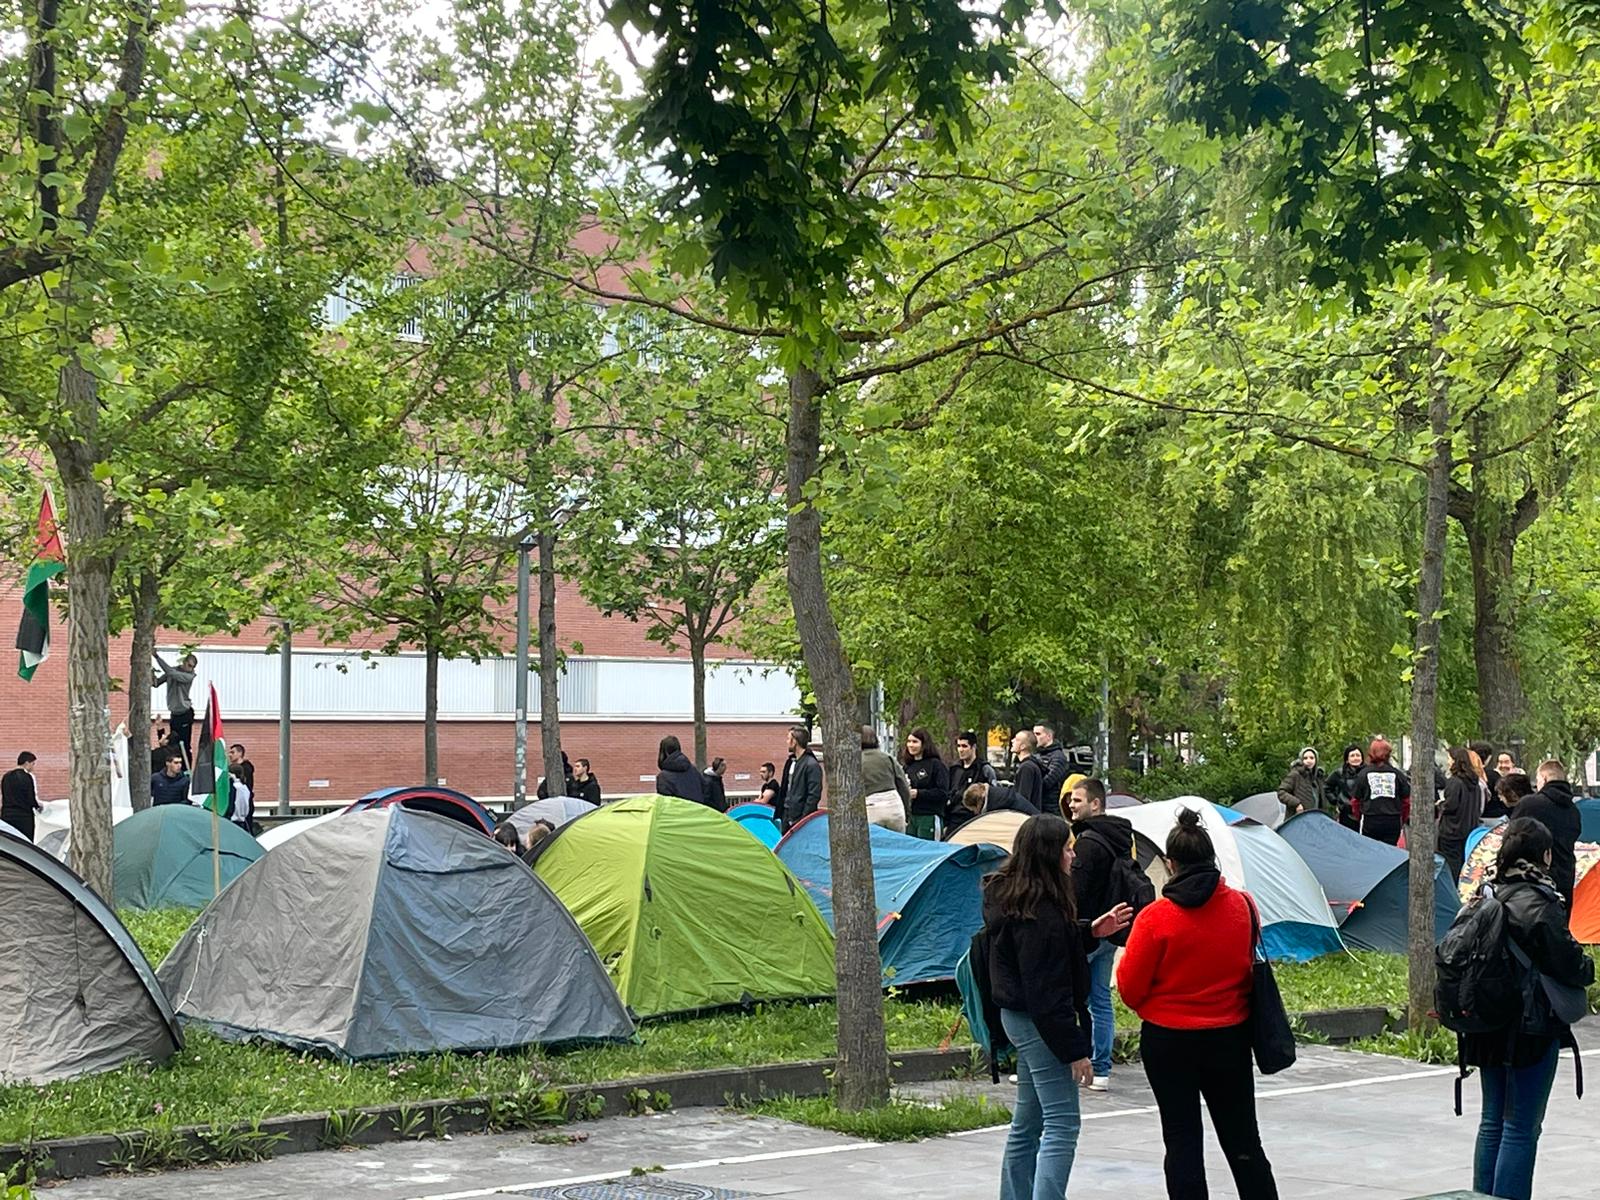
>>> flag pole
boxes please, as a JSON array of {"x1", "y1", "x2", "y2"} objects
[{"x1": 212, "y1": 803, "x2": 221, "y2": 897}]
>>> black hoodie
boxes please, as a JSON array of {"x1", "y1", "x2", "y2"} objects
[
  {"x1": 1162, "y1": 863, "x2": 1223, "y2": 909},
  {"x1": 1517, "y1": 779, "x2": 1581, "y2": 902},
  {"x1": 1070, "y1": 813, "x2": 1134, "y2": 920},
  {"x1": 655, "y1": 752, "x2": 706, "y2": 805}
]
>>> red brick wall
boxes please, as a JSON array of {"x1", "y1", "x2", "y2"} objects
[
  {"x1": 222, "y1": 717, "x2": 792, "y2": 808},
  {"x1": 0, "y1": 576, "x2": 793, "y2": 805}
]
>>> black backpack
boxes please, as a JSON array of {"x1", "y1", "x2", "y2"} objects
[
  {"x1": 1435, "y1": 888, "x2": 1522, "y2": 1036},
  {"x1": 1082, "y1": 828, "x2": 1156, "y2": 946}
]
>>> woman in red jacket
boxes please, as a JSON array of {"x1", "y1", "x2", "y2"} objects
[{"x1": 1117, "y1": 808, "x2": 1279, "y2": 1200}]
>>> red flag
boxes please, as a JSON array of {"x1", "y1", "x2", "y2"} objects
[{"x1": 34, "y1": 488, "x2": 64, "y2": 561}]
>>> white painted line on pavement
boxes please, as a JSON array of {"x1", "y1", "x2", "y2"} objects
[
  {"x1": 402, "y1": 1063, "x2": 1461, "y2": 1198},
  {"x1": 948, "y1": 1064, "x2": 1458, "y2": 1136},
  {"x1": 406, "y1": 1140, "x2": 885, "y2": 1200}
]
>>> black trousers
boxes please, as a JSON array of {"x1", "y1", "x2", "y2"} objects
[
  {"x1": 1, "y1": 809, "x2": 34, "y2": 842},
  {"x1": 1141, "y1": 1020, "x2": 1279, "y2": 1200},
  {"x1": 1438, "y1": 837, "x2": 1466, "y2": 884},
  {"x1": 169, "y1": 709, "x2": 195, "y2": 768},
  {"x1": 1362, "y1": 815, "x2": 1403, "y2": 845}
]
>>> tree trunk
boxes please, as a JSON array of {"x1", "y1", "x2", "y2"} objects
[
  {"x1": 786, "y1": 362, "x2": 888, "y2": 1111},
  {"x1": 52, "y1": 375, "x2": 115, "y2": 898},
  {"x1": 1460, "y1": 499, "x2": 1527, "y2": 747},
  {"x1": 537, "y1": 527, "x2": 564, "y2": 794},
  {"x1": 690, "y1": 636, "x2": 708, "y2": 769},
  {"x1": 1407, "y1": 319, "x2": 1451, "y2": 1031},
  {"x1": 1109, "y1": 698, "x2": 1134, "y2": 780},
  {"x1": 127, "y1": 569, "x2": 160, "y2": 811},
  {"x1": 423, "y1": 635, "x2": 440, "y2": 785}
]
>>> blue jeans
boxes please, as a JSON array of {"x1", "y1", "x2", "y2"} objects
[
  {"x1": 1474, "y1": 1042, "x2": 1559, "y2": 1200},
  {"x1": 1086, "y1": 941, "x2": 1116, "y2": 1077},
  {"x1": 1000, "y1": 1008, "x2": 1081, "y2": 1200}
]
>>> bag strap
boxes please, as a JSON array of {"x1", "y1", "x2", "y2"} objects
[
  {"x1": 1245, "y1": 893, "x2": 1268, "y2": 964},
  {"x1": 1455, "y1": 1035, "x2": 1468, "y2": 1118}
]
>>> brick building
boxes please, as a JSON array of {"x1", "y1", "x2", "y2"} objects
[{"x1": 1, "y1": 577, "x2": 801, "y2": 810}]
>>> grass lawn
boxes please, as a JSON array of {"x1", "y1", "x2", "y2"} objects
[
  {"x1": 0, "y1": 911, "x2": 1447, "y2": 1145},
  {"x1": 749, "y1": 1093, "x2": 1010, "y2": 1140}
]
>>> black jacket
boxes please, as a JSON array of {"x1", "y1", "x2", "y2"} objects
[
  {"x1": 905, "y1": 756, "x2": 950, "y2": 818},
  {"x1": 151, "y1": 770, "x2": 190, "y2": 806},
  {"x1": 654, "y1": 752, "x2": 705, "y2": 805},
  {"x1": 1277, "y1": 760, "x2": 1326, "y2": 816},
  {"x1": 1518, "y1": 780, "x2": 1581, "y2": 902},
  {"x1": 1036, "y1": 744, "x2": 1070, "y2": 812},
  {"x1": 1012, "y1": 757, "x2": 1045, "y2": 812},
  {"x1": 947, "y1": 759, "x2": 997, "y2": 823},
  {"x1": 784, "y1": 751, "x2": 823, "y2": 829},
  {"x1": 1327, "y1": 760, "x2": 1362, "y2": 816},
  {"x1": 1354, "y1": 764, "x2": 1411, "y2": 822},
  {"x1": 1462, "y1": 877, "x2": 1595, "y2": 1068},
  {"x1": 1071, "y1": 814, "x2": 1134, "y2": 921},
  {"x1": 983, "y1": 892, "x2": 1092, "y2": 1067},
  {"x1": 984, "y1": 784, "x2": 1039, "y2": 818},
  {"x1": 0, "y1": 768, "x2": 39, "y2": 816},
  {"x1": 568, "y1": 775, "x2": 602, "y2": 806},
  {"x1": 702, "y1": 771, "x2": 728, "y2": 813},
  {"x1": 1438, "y1": 775, "x2": 1483, "y2": 847}
]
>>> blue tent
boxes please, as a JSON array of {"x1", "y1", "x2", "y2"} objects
[
  {"x1": 1577, "y1": 799, "x2": 1600, "y2": 844},
  {"x1": 346, "y1": 786, "x2": 496, "y2": 835},
  {"x1": 776, "y1": 812, "x2": 1006, "y2": 985},
  {"x1": 728, "y1": 802, "x2": 781, "y2": 849},
  {"x1": 1278, "y1": 811, "x2": 1459, "y2": 953}
]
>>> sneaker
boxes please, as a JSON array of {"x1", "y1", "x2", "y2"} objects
[{"x1": 1088, "y1": 1076, "x2": 1110, "y2": 1092}]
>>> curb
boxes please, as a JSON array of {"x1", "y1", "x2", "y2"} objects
[
  {"x1": 1294, "y1": 1006, "x2": 1395, "y2": 1042},
  {"x1": 0, "y1": 1009, "x2": 1399, "y2": 1184},
  {"x1": 0, "y1": 1046, "x2": 975, "y2": 1184}
]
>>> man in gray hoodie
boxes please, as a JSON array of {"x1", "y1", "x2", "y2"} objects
[{"x1": 153, "y1": 652, "x2": 197, "y2": 768}]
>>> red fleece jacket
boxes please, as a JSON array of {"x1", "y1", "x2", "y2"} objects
[{"x1": 1116, "y1": 879, "x2": 1253, "y2": 1029}]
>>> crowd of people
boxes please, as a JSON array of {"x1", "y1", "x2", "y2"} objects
[{"x1": 1276, "y1": 738, "x2": 1581, "y2": 896}]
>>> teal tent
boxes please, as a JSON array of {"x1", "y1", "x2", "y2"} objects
[{"x1": 113, "y1": 805, "x2": 262, "y2": 910}]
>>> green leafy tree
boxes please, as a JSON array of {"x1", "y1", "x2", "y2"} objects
[
  {"x1": 0, "y1": 5, "x2": 408, "y2": 893},
  {"x1": 570, "y1": 331, "x2": 786, "y2": 769}
]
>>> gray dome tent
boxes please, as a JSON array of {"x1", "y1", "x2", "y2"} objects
[
  {"x1": 158, "y1": 806, "x2": 634, "y2": 1059},
  {"x1": 0, "y1": 830, "x2": 183, "y2": 1083}
]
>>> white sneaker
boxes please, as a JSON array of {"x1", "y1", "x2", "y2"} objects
[
  {"x1": 1008, "y1": 1074, "x2": 1018, "y2": 1084},
  {"x1": 1088, "y1": 1076, "x2": 1109, "y2": 1092}
]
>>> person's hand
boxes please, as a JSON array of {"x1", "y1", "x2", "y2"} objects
[
  {"x1": 909, "y1": 788, "x2": 918, "y2": 801},
  {"x1": 1295, "y1": 804, "x2": 1304, "y2": 815},
  {"x1": 1070, "y1": 1058, "x2": 1093, "y2": 1087},
  {"x1": 1091, "y1": 904, "x2": 1134, "y2": 939}
]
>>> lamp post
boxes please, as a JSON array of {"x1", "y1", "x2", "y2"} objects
[
  {"x1": 513, "y1": 536, "x2": 533, "y2": 809},
  {"x1": 277, "y1": 619, "x2": 293, "y2": 817}
]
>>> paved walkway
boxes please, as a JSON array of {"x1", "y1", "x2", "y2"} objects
[{"x1": 49, "y1": 1044, "x2": 1592, "y2": 1199}]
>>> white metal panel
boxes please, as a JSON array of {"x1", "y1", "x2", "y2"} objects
[{"x1": 157, "y1": 647, "x2": 799, "y2": 721}]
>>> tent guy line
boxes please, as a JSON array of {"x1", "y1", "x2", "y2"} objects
[{"x1": 398, "y1": 1064, "x2": 1460, "y2": 1200}]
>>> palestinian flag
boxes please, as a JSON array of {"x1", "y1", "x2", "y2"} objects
[
  {"x1": 189, "y1": 685, "x2": 234, "y2": 817},
  {"x1": 16, "y1": 489, "x2": 65, "y2": 682}
]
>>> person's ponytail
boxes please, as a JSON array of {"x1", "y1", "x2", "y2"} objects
[{"x1": 1166, "y1": 807, "x2": 1215, "y2": 868}]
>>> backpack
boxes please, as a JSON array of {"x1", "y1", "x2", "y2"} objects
[
  {"x1": 1082, "y1": 828, "x2": 1156, "y2": 947},
  {"x1": 956, "y1": 929, "x2": 1013, "y2": 1082},
  {"x1": 1435, "y1": 887, "x2": 1523, "y2": 1036}
]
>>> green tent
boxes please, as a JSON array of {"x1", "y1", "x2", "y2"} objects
[
  {"x1": 530, "y1": 794, "x2": 835, "y2": 1017},
  {"x1": 113, "y1": 805, "x2": 262, "y2": 910}
]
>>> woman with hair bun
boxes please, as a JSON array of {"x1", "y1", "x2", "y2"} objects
[{"x1": 1117, "y1": 808, "x2": 1279, "y2": 1200}]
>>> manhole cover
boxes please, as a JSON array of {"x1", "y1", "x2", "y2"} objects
[{"x1": 512, "y1": 1184, "x2": 754, "y2": 1200}]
